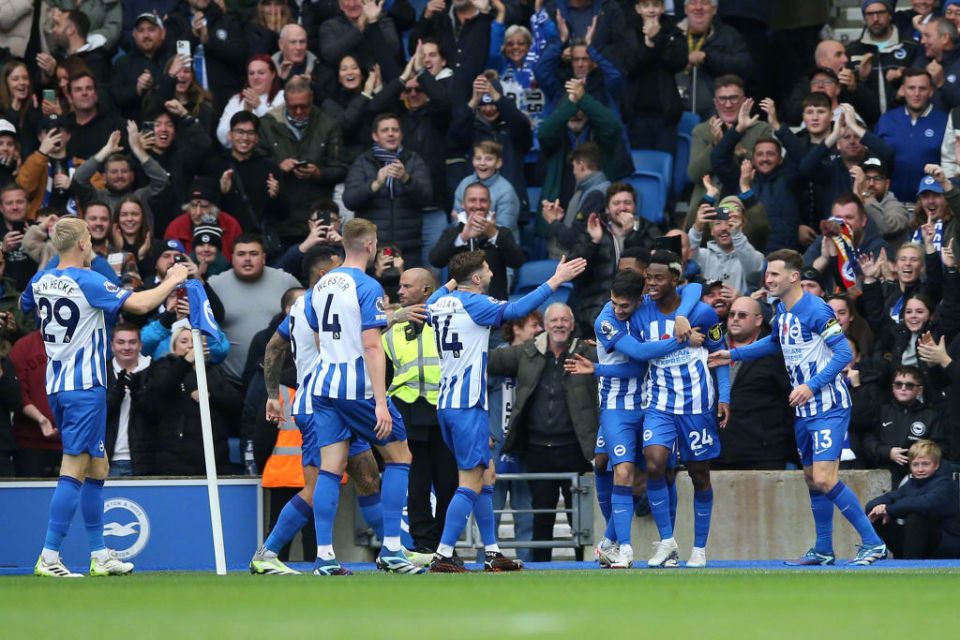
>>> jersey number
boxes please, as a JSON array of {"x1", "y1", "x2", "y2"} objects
[
  {"x1": 432, "y1": 316, "x2": 463, "y2": 358},
  {"x1": 813, "y1": 429, "x2": 833, "y2": 452},
  {"x1": 321, "y1": 294, "x2": 341, "y2": 339},
  {"x1": 38, "y1": 297, "x2": 80, "y2": 344},
  {"x1": 288, "y1": 314, "x2": 299, "y2": 361},
  {"x1": 688, "y1": 428, "x2": 714, "y2": 451}
]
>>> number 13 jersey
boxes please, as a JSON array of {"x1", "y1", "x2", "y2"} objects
[
  {"x1": 427, "y1": 289, "x2": 511, "y2": 411},
  {"x1": 21, "y1": 267, "x2": 131, "y2": 394},
  {"x1": 308, "y1": 267, "x2": 387, "y2": 401}
]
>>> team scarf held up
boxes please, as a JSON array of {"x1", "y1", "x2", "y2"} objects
[
  {"x1": 373, "y1": 143, "x2": 403, "y2": 199},
  {"x1": 820, "y1": 216, "x2": 860, "y2": 295}
]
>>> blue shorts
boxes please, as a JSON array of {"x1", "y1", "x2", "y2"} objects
[
  {"x1": 795, "y1": 406, "x2": 849, "y2": 467},
  {"x1": 642, "y1": 408, "x2": 721, "y2": 462},
  {"x1": 295, "y1": 414, "x2": 372, "y2": 467},
  {"x1": 599, "y1": 409, "x2": 644, "y2": 468},
  {"x1": 48, "y1": 387, "x2": 107, "y2": 457},
  {"x1": 310, "y1": 396, "x2": 406, "y2": 448},
  {"x1": 438, "y1": 407, "x2": 490, "y2": 470}
]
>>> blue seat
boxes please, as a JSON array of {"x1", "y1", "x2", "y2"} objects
[
  {"x1": 625, "y1": 173, "x2": 667, "y2": 224},
  {"x1": 631, "y1": 150, "x2": 673, "y2": 191},
  {"x1": 514, "y1": 259, "x2": 559, "y2": 294},
  {"x1": 673, "y1": 112, "x2": 700, "y2": 195},
  {"x1": 527, "y1": 186, "x2": 542, "y2": 214}
]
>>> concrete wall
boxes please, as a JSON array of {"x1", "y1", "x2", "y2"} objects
[{"x1": 593, "y1": 470, "x2": 891, "y2": 561}]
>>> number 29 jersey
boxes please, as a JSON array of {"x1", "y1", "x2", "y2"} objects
[
  {"x1": 277, "y1": 289, "x2": 320, "y2": 414},
  {"x1": 427, "y1": 289, "x2": 511, "y2": 411},
  {"x1": 308, "y1": 267, "x2": 387, "y2": 401},
  {"x1": 21, "y1": 267, "x2": 131, "y2": 394}
]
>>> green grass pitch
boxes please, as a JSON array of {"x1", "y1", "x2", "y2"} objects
[{"x1": 2, "y1": 569, "x2": 959, "y2": 639}]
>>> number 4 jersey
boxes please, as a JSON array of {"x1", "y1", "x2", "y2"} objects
[
  {"x1": 307, "y1": 267, "x2": 387, "y2": 401},
  {"x1": 21, "y1": 267, "x2": 131, "y2": 394}
]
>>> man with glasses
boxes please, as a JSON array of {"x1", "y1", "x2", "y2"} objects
[
  {"x1": 205, "y1": 111, "x2": 284, "y2": 239},
  {"x1": 860, "y1": 365, "x2": 946, "y2": 485},
  {"x1": 687, "y1": 74, "x2": 771, "y2": 224},
  {"x1": 851, "y1": 156, "x2": 910, "y2": 248},
  {"x1": 711, "y1": 296, "x2": 793, "y2": 470},
  {"x1": 848, "y1": 1, "x2": 920, "y2": 117}
]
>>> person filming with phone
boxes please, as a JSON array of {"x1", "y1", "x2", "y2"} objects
[{"x1": 688, "y1": 197, "x2": 765, "y2": 295}]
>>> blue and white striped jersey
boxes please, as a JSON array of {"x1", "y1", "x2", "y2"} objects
[
  {"x1": 595, "y1": 303, "x2": 643, "y2": 411},
  {"x1": 427, "y1": 290, "x2": 508, "y2": 410},
  {"x1": 634, "y1": 300, "x2": 724, "y2": 415},
  {"x1": 277, "y1": 290, "x2": 320, "y2": 415},
  {"x1": 771, "y1": 293, "x2": 851, "y2": 417},
  {"x1": 308, "y1": 267, "x2": 386, "y2": 401},
  {"x1": 21, "y1": 267, "x2": 130, "y2": 394}
]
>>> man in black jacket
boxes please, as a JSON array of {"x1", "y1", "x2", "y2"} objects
[
  {"x1": 429, "y1": 182, "x2": 524, "y2": 300},
  {"x1": 344, "y1": 113, "x2": 432, "y2": 266},
  {"x1": 861, "y1": 366, "x2": 947, "y2": 485},
  {"x1": 712, "y1": 296, "x2": 795, "y2": 469},
  {"x1": 110, "y1": 14, "x2": 170, "y2": 122},
  {"x1": 105, "y1": 323, "x2": 152, "y2": 476},
  {"x1": 162, "y1": 0, "x2": 248, "y2": 112}
]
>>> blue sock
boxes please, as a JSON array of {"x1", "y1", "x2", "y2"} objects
[
  {"x1": 646, "y1": 477, "x2": 673, "y2": 540},
  {"x1": 312, "y1": 470, "x2": 342, "y2": 547},
  {"x1": 44, "y1": 475, "x2": 82, "y2": 552},
  {"x1": 595, "y1": 468, "x2": 613, "y2": 525},
  {"x1": 265, "y1": 494, "x2": 312, "y2": 554},
  {"x1": 826, "y1": 482, "x2": 882, "y2": 547},
  {"x1": 667, "y1": 478, "x2": 678, "y2": 530},
  {"x1": 809, "y1": 489, "x2": 834, "y2": 554},
  {"x1": 693, "y1": 488, "x2": 713, "y2": 548},
  {"x1": 611, "y1": 485, "x2": 633, "y2": 546},
  {"x1": 80, "y1": 478, "x2": 106, "y2": 553},
  {"x1": 473, "y1": 485, "x2": 498, "y2": 547},
  {"x1": 380, "y1": 463, "x2": 409, "y2": 546},
  {"x1": 357, "y1": 492, "x2": 384, "y2": 540},
  {"x1": 439, "y1": 487, "x2": 478, "y2": 549},
  {"x1": 604, "y1": 516, "x2": 617, "y2": 542}
]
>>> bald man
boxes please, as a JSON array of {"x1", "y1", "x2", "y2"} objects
[
  {"x1": 711, "y1": 296, "x2": 795, "y2": 470},
  {"x1": 273, "y1": 23, "x2": 318, "y2": 81},
  {"x1": 785, "y1": 40, "x2": 880, "y2": 127},
  {"x1": 383, "y1": 267, "x2": 456, "y2": 557}
]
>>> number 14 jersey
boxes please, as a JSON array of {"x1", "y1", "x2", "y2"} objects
[
  {"x1": 427, "y1": 290, "x2": 511, "y2": 411},
  {"x1": 308, "y1": 267, "x2": 387, "y2": 401},
  {"x1": 21, "y1": 267, "x2": 131, "y2": 394}
]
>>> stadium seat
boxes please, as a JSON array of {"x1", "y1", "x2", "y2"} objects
[
  {"x1": 624, "y1": 173, "x2": 667, "y2": 224},
  {"x1": 674, "y1": 112, "x2": 701, "y2": 195},
  {"x1": 514, "y1": 259, "x2": 558, "y2": 294},
  {"x1": 527, "y1": 186, "x2": 542, "y2": 213},
  {"x1": 631, "y1": 150, "x2": 673, "y2": 194}
]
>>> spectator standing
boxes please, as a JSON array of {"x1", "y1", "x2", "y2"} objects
[
  {"x1": 712, "y1": 295, "x2": 794, "y2": 470},
  {"x1": 163, "y1": 176, "x2": 244, "y2": 258},
  {"x1": 541, "y1": 141, "x2": 610, "y2": 254},
  {"x1": 688, "y1": 199, "x2": 764, "y2": 295},
  {"x1": 215, "y1": 54, "x2": 285, "y2": 148},
  {"x1": 914, "y1": 16, "x2": 960, "y2": 112},
  {"x1": 8, "y1": 330, "x2": 61, "y2": 477},
  {"x1": 105, "y1": 323, "x2": 151, "y2": 476},
  {"x1": 0, "y1": 183, "x2": 38, "y2": 291},
  {"x1": 43, "y1": 8, "x2": 110, "y2": 81},
  {"x1": 317, "y1": 0, "x2": 403, "y2": 72},
  {"x1": 343, "y1": 113, "x2": 431, "y2": 266},
  {"x1": 0, "y1": 352, "x2": 19, "y2": 476},
  {"x1": 60, "y1": 72, "x2": 125, "y2": 160},
  {"x1": 875, "y1": 68, "x2": 948, "y2": 203},
  {"x1": 258, "y1": 76, "x2": 346, "y2": 249},
  {"x1": 109, "y1": 13, "x2": 168, "y2": 122},
  {"x1": 452, "y1": 140, "x2": 522, "y2": 240},
  {"x1": 142, "y1": 53, "x2": 217, "y2": 140},
  {"x1": 488, "y1": 302, "x2": 597, "y2": 562},
  {"x1": 852, "y1": 156, "x2": 911, "y2": 249},
  {"x1": 15, "y1": 118, "x2": 82, "y2": 219}
]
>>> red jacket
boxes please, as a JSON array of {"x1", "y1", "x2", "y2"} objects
[
  {"x1": 163, "y1": 211, "x2": 243, "y2": 258},
  {"x1": 9, "y1": 331, "x2": 61, "y2": 451}
]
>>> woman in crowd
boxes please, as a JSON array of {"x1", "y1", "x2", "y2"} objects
[
  {"x1": 0, "y1": 61, "x2": 40, "y2": 156},
  {"x1": 143, "y1": 54, "x2": 216, "y2": 140},
  {"x1": 216, "y1": 55, "x2": 284, "y2": 148},
  {"x1": 245, "y1": 0, "x2": 294, "y2": 56},
  {"x1": 110, "y1": 195, "x2": 166, "y2": 282}
]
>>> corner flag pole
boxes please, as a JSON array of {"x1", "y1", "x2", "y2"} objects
[{"x1": 192, "y1": 328, "x2": 227, "y2": 575}]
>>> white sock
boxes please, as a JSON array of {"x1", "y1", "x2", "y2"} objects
[
  {"x1": 484, "y1": 544, "x2": 500, "y2": 554},
  {"x1": 691, "y1": 546, "x2": 705, "y2": 554},
  {"x1": 41, "y1": 548, "x2": 60, "y2": 563},
  {"x1": 600, "y1": 536, "x2": 615, "y2": 547},
  {"x1": 382, "y1": 536, "x2": 401, "y2": 553},
  {"x1": 261, "y1": 546, "x2": 277, "y2": 559},
  {"x1": 91, "y1": 549, "x2": 109, "y2": 562},
  {"x1": 661, "y1": 537, "x2": 676, "y2": 546},
  {"x1": 436, "y1": 543, "x2": 454, "y2": 558},
  {"x1": 316, "y1": 545, "x2": 335, "y2": 561},
  {"x1": 620, "y1": 544, "x2": 633, "y2": 555}
]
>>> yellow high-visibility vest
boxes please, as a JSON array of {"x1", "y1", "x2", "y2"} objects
[{"x1": 382, "y1": 321, "x2": 440, "y2": 406}]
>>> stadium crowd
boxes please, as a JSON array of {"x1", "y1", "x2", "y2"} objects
[{"x1": 2, "y1": 0, "x2": 960, "y2": 561}]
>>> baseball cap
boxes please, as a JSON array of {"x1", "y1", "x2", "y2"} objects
[
  {"x1": 135, "y1": 12, "x2": 163, "y2": 29},
  {"x1": 0, "y1": 119, "x2": 15, "y2": 137},
  {"x1": 860, "y1": 155, "x2": 887, "y2": 178},
  {"x1": 193, "y1": 225, "x2": 223, "y2": 249},
  {"x1": 917, "y1": 175, "x2": 943, "y2": 196},
  {"x1": 163, "y1": 239, "x2": 186, "y2": 255}
]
